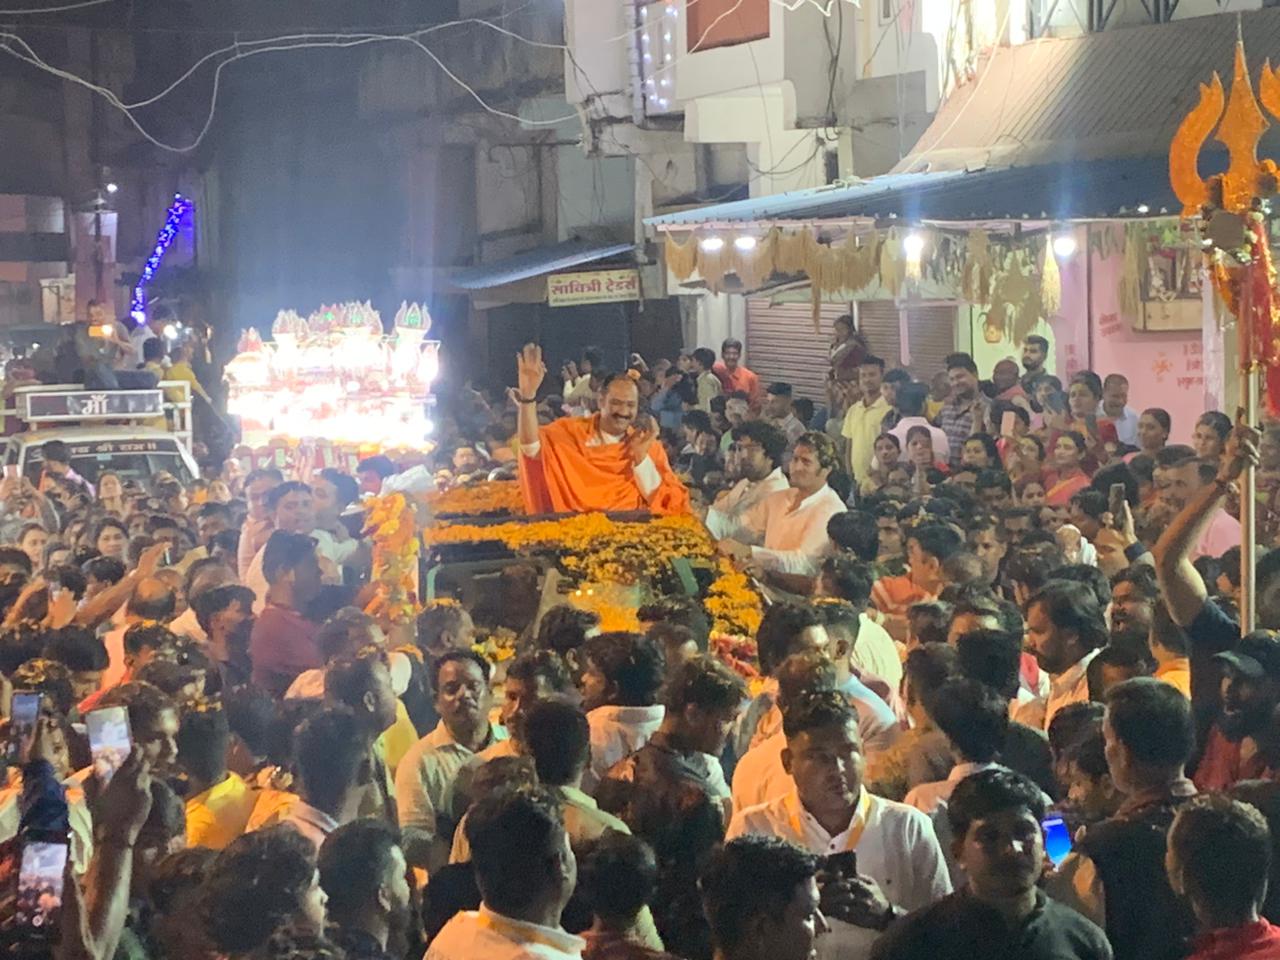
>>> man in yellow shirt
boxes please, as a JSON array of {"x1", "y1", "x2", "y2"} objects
[
  {"x1": 178, "y1": 705, "x2": 258, "y2": 849},
  {"x1": 840, "y1": 355, "x2": 890, "y2": 486}
]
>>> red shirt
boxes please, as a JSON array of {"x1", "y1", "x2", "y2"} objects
[
  {"x1": 1193, "y1": 725, "x2": 1279, "y2": 792},
  {"x1": 249, "y1": 602, "x2": 320, "y2": 696},
  {"x1": 1188, "y1": 919, "x2": 1280, "y2": 960},
  {"x1": 712, "y1": 362, "x2": 764, "y2": 408}
]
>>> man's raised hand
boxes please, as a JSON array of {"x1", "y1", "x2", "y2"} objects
[
  {"x1": 626, "y1": 418, "x2": 659, "y2": 465},
  {"x1": 517, "y1": 343, "x2": 547, "y2": 398}
]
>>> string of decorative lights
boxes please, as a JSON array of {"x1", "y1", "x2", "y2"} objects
[{"x1": 130, "y1": 193, "x2": 192, "y2": 323}]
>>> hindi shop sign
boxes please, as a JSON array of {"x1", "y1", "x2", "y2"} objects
[{"x1": 547, "y1": 269, "x2": 640, "y2": 307}]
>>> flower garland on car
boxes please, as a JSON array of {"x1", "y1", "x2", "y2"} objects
[
  {"x1": 703, "y1": 559, "x2": 764, "y2": 636},
  {"x1": 363, "y1": 491, "x2": 422, "y2": 624},
  {"x1": 425, "y1": 480, "x2": 524, "y2": 517},
  {"x1": 424, "y1": 512, "x2": 717, "y2": 585}
]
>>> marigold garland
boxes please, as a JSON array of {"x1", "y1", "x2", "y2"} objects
[
  {"x1": 426, "y1": 481, "x2": 524, "y2": 517},
  {"x1": 703, "y1": 559, "x2": 764, "y2": 636},
  {"x1": 424, "y1": 512, "x2": 717, "y2": 585},
  {"x1": 363, "y1": 491, "x2": 422, "y2": 625}
]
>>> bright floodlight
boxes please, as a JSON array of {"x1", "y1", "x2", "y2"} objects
[
  {"x1": 105, "y1": 182, "x2": 119, "y2": 195},
  {"x1": 1052, "y1": 234, "x2": 1077, "y2": 258},
  {"x1": 903, "y1": 232, "x2": 925, "y2": 261},
  {"x1": 163, "y1": 323, "x2": 179, "y2": 339},
  {"x1": 700, "y1": 237, "x2": 725, "y2": 252},
  {"x1": 734, "y1": 236, "x2": 758, "y2": 251}
]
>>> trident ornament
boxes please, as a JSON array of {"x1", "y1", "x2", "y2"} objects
[{"x1": 1170, "y1": 39, "x2": 1280, "y2": 217}]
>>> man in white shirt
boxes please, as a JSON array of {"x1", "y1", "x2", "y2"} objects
[
  {"x1": 901, "y1": 677, "x2": 1010, "y2": 888},
  {"x1": 885, "y1": 383, "x2": 950, "y2": 465},
  {"x1": 706, "y1": 421, "x2": 791, "y2": 541},
  {"x1": 395, "y1": 650, "x2": 507, "y2": 874},
  {"x1": 719, "y1": 432, "x2": 848, "y2": 578},
  {"x1": 815, "y1": 554, "x2": 904, "y2": 695},
  {"x1": 728, "y1": 691, "x2": 951, "y2": 959},
  {"x1": 580, "y1": 632, "x2": 667, "y2": 792},
  {"x1": 1101, "y1": 373, "x2": 1139, "y2": 447},
  {"x1": 284, "y1": 707, "x2": 374, "y2": 853},
  {"x1": 732, "y1": 644, "x2": 898, "y2": 816},
  {"x1": 1014, "y1": 581, "x2": 1108, "y2": 731},
  {"x1": 427, "y1": 789, "x2": 584, "y2": 960}
]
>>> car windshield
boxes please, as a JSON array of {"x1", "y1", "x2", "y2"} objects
[{"x1": 19, "y1": 439, "x2": 194, "y2": 487}]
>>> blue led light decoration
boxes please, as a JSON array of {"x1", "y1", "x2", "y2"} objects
[{"x1": 130, "y1": 193, "x2": 193, "y2": 325}]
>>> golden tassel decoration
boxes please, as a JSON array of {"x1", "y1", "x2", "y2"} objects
[
  {"x1": 664, "y1": 232, "x2": 699, "y2": 281},
  {"x1": 1041, "y1": 235, "x2": 1062, "y2": 317},
  {"x1": 775, "y1": 229, "x2": 816, "y2": 275},
  {"x1": 1118, "y1": 223, "x2": 1145, "y2": 320},
  {"x1": 811, "y1": 282, "x2": 822, "y2": 332},
  {"x1": 963, "y1": 229, "x2": 992, "y2": 302},
  {"x1": 700, "y1": 243, "x2": 729, "y2": 294},
  {"x1": 731, "y1": 229, "x2": 777, "y2": 291},
  {"x1": 880, "y1": 229, "x2": 904, "y2": 298}
]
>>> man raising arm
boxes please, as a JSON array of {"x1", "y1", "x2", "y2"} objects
[{"x1": 515, "y1": 343, "x2": 689, "y2": 515}]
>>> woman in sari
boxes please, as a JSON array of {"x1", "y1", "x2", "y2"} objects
[{"x1": 1045, "y1": 431, "x2": 1093, "y2": 506}]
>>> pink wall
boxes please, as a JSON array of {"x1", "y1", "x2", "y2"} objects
[{"x1": 1088, "y1": 224, "x2": 1205, "y2": 444}]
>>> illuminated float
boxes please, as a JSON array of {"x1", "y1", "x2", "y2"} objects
[{"x1": 224, "y1": 300, "x2": 440, "y2": 460}]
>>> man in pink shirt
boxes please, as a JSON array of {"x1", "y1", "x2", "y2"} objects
[
  {"x1": 1159, "y1": 456, "x2": 1240, "y2": 561},
  {"x1": 712, "y1": 338, "x2": 764, "y2": 410}
]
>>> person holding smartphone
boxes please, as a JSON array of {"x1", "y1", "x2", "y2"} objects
[
  {"x1": 727, "y1": 691, "x2": 951, "y2": 957},
  {"x1": 870, "y1": 769, "x2": 1111, "y2": 959}
]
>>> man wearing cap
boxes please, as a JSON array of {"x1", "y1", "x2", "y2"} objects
[{"x1": 1192, "y1": 632, "x2": 1280, "y2": 792}]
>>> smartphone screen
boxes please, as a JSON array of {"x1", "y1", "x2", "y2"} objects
[
  {"x1": 1109, "y1": 483, "x2": 1127, "y2": 529},
  {"x1": 823, "y1": 850, "x2": 858, "y2": 879},
  {"x1": 86, "y1": 706, "x2": 131, "y2": 786},
  {"x1": 15, "y1": 839, "x2": 68, "y2": 932},
  {"x1": 3, "y1": 464, "x2": 16, "y2": 480},
  {"x1": 1042, "y1": 815, "x2": 1073, "y2": 867},
  {"x1": 5, "y1": 692, "x2": 41, "y2": 764},
  {"x1": 1000, "y1": 411, "x2": 1017, "y2": 436}
]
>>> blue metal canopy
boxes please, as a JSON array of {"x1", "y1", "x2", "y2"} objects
[
  {"x1": 451, "y1": 240, "x2": 635, "y2": 290},
  {"x1": 645, "y1": 153, "x2": 1222, "y2": 228}
]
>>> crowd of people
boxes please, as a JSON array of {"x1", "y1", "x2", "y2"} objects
[{"x1": 0, "y1": 320, "x2": 1279, "y2": 960}]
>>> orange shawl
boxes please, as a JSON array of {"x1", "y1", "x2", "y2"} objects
[{"x1": 518, "y1": 415, "x2": 690, "y2": 516}]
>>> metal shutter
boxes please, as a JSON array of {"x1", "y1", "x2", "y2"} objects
[
  {"x1": 905, "y1": 304, "x2": 959, "y2": 380},
  {"x1": 746, "y1": 297, "x2": 853, "y2": 401},
  {"x1": 855, "y1": 301, "x2": 902, "y2": 371},
  {"x1": 856, "y1": 301, "x2": 958, "y2": 379}
]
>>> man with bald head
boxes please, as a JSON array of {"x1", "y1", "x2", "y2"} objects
[
  {"x1": 514, "y1": 343, "x2": 689, "y2": 514},
  {"x1": 100, "y1": 575, "x2": 177, "y2": 691}
]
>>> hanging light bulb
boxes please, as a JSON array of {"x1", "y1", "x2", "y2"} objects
[
  {"x1": 1052, "y1": 233, "x2": 1077, "y2": 258},
  {"x1": 700, "y1": 237, "x2": 725, "y2": 252},
  {"x1": 734, "y1": 236, "x2": 758, "y2": 251},
  {"x1": 903, "y1": 232, "x2": 925, "y2": 262}
]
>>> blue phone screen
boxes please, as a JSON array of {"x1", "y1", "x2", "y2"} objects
[{"x1": 1042, "y1": 815, "x2": 1072, "y2": 867}]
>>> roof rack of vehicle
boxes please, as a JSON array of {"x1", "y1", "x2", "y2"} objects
[{"x1": 2, "y1": 381, "x2": 193, "y2": 451}]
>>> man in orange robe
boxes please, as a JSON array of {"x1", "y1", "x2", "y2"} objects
[{"x1": 514, "y1": 344, "x2": 689, "y2": 516}]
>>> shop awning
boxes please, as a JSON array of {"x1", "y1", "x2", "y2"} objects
[
  {"x1": 645, "y1": 152, "x2": 1216, "y2": 228},
  {"x1": 451, "y1": 240, "x2": 635, "y2": 290}
]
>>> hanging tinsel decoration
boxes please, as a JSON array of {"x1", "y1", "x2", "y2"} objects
[
  {"x1": 664, "y1": 231, "x2": 699, "y2": 281},
  {"x1": 880, "y1": 229, "x2": 904, "y2": 298},
  {"x1": 1041, "y1": 234, "x2": 1062, "y2": 317},
  {"x1": 1119, "y1": 223, "x2": 1146, "y2": 319},
  {"x1": 963, "y1": 229, "x2": 993, "y2": 302}
]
